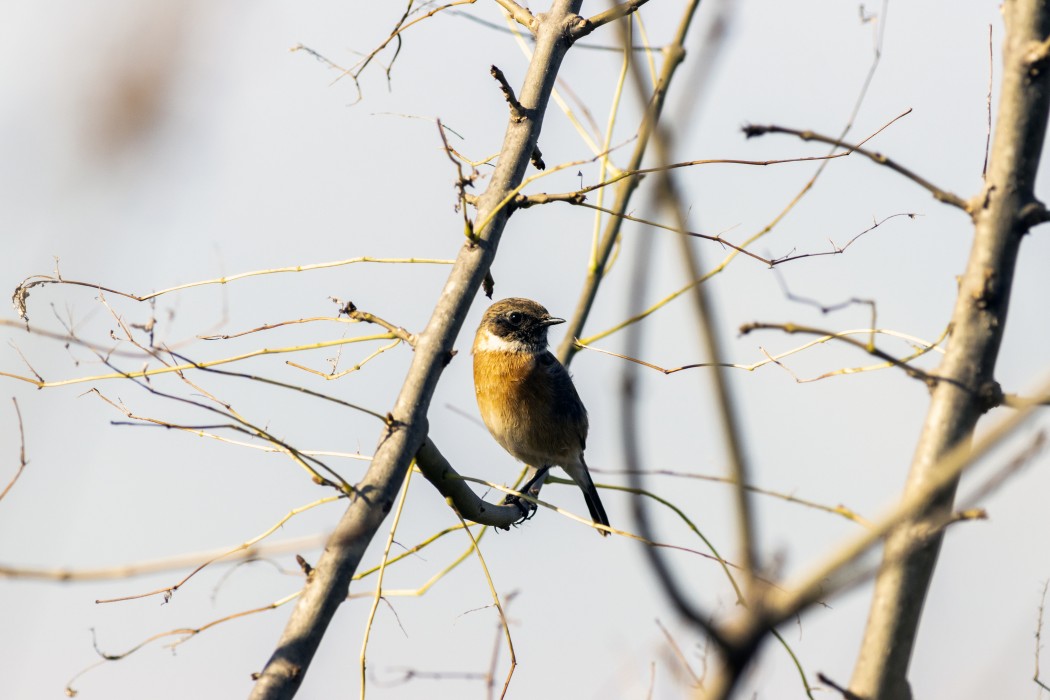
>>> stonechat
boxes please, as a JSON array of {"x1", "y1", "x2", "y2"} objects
[{"x1": 472, "y1": 298, "x2": 610, "y2": 536}]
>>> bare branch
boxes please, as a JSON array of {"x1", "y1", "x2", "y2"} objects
[
  {"x1": 0, "y1": 533, "x2": 329, "y2": 582},
  {"x1": 414, "y1": 437, "x2": 526, "y2": 530},
  {"x1": 850, "y1": 3, "x2": 1050, "y2": 693},
  {"x1": 739, "y1": 321, "x2": 958, "y2": 392},
  {"x1": 335, "y1": 299, "x2": 417, "y2": 347},
  {"x1": 556, "y1": 0, "x2": 703, "y2": 363},
  {"x1": 248, "y1": 5, "x2": 590, "y2": 697},
  {"x1": 492, "y1": 0, "x2": 537, "y2": 32},
  {"x1": 490, "y1": 64, "x2": 525, "y2": 122},
  {"x1": 12, "y1": 257, "x2": 453, "y2": 322},
  {"x1": 573, "y1": 0, "x2": 651, "y2": 39},
  {"x1": 743, "y1": 122, "x2": 972, "y2": 213},
  {"x1": 0, "y1": 398, "x2": 27, "y2": 503},
  {"x1": 1035, "y1": 580, "x2": 1050, "y2": 692}
]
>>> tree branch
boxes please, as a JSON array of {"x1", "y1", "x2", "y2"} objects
[
  {"x1": 414, "y1": 437, "x2": 525, "y2": 530},
  {"x1": 247, "y1": 3, "x2": 586, "y2": 698},
  {"x1": 492, "y1": 0, "x2": 537, "y2": 32},
  {"x1": 742, "y1": 123, "x2": 973, "y2": 214},
  {"x1": 849, "y1": 2, "x2": 1050, "y2": 697},
  {"x1": 572, "y1": 0, "x2": 651, "y2": 40},
  {"x1": 556, "y1": 4, "x2": 697, "y2": 362}
]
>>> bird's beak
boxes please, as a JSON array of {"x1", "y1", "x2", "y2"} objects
[{"x1": 541, "y1": 316, "x2": 566, "y2": 327}]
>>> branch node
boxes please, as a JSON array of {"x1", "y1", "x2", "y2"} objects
[
  {"x1": 1019, "y1": 199, "x2": 1050, "y2": 229},
  {"x1": 295, "y1": 555, "x2": 314, "y2": 578},
  {"x1": 978, "y1": 379, "x2": 1004, "y2": 412},
  {"x1": 530, "y1": 146, "x2": 545, "y2": 171},
  {"x1": 334, "y1": 299, "x2": 417, "y2": 347}
]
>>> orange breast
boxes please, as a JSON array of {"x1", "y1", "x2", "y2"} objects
[{"x1": 473, "y1": 350, "x2": 586, "y2": 467}]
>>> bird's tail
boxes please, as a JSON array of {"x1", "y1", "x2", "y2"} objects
[{"x1": 568, "y1": 457, "x2": 610, "y2": 537}]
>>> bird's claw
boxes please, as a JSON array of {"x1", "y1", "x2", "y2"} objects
[{"x1": 502, "y1": 493, "x2": 537, "y2": 524}]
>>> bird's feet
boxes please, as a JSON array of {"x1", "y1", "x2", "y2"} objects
[{"x1": 502, "y1": 492, "x2": 538, "y2": 525}]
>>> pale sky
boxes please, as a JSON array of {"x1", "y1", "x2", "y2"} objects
[{"x1": 2, "y1": 1, "x2": 1049, "y2": 698}]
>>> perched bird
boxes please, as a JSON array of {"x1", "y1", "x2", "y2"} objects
[{"x1": 472, "y1": 297, "x2": 610, "y2": 536}]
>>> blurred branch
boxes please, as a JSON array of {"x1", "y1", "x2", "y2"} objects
[
  {"x1": 615, "y1": 0, "x2": 738, "y2": 666},
  {"x1": 761, "y1": 387, "x2": 1050, "y2": 627},
  {"x1": 0, "y1": 533, "x2": 330, "y2": 582},
  {"x1": 556, "y1": 0, "x2": 704, "y2": 363}
]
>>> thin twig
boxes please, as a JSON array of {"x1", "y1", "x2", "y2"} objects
[
  {"x1": 0, "y1": 398, "x2": 28, "y2": 503},
  {"x1": 984, "y1": 24, "x2": 994, "y2": 180},
  {"x1": 454, "y1": 511, "x2": 517, "y2": 699},
  {"x1": 94, "y1": 497, "x2": 342, "y2": 604},
  {"x1": 13, "y1": 257, "x2": 453, "y2": 321},
  {"x1": 492, "y1": 0, "x2": 536, "y2": 31},
  {"x1": 1, "y1": 333, "x2": 398, "y2": 390},
  {"x1": 739, "y1": 321, "x2": 961, "y2": 392},
  {"x1": 335, "y1": 299, "x2": 417, "y2": 346},
  {"x1": 360, "y1": 467, "x2": 414, "y2": 700},
  {"x1": 574, "y1": 0, "x2": 651, "y2": 38},
  {"x1": 1035, "y1": 580, "x2": 1050, "y2": 692},
  {"x1": 0, "y1": 533, "x2": 330, "y2": 581},
  {"x1": 436, "y1": 118, "x2": 480, "y2": 239},
  {"x1": 490, "y1": 65, "x2": 525, "y2": 122},
  {"x1": 817, "y1": 672, "x2": 862, "y2": 700},
  {"x1": 743, "y1": 122, "x2": 971, "y2": 213},
  {"x1": 66, "y1": 592, "x2": 301, "y2": 696}
]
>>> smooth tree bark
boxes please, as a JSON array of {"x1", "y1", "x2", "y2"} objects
[{"x1": 850, "y1": 1, "x2": 1050, "y2": 697}]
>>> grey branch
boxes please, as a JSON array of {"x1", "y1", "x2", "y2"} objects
[
  {"x1": 848, "y1": 2, "x2": 1050, "y2": 697},
  {"x1": 247, "y1": 3, "x2": 586, "y2": 698},
  {"x1": 414, "y1": 437, "x2": 526, "y2": 530}
]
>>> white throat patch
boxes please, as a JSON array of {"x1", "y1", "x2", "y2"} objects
[{"x1": 473, "y1": 329, "x2": 531, "y2": 354}]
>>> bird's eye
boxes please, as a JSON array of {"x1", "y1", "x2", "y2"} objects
[{"x1": 507, "y1": 311, "x2": 523, "y2": 326}]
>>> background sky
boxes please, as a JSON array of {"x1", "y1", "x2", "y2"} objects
[{"x1": 2, "y1": 1, "x2": 1050, "y2": 698}]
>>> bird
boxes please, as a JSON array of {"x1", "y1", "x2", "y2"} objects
[{"x1": 472, "y1": 297, "x2": 610, "y2": 536}]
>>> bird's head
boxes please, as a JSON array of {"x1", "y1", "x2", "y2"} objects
[{"x1": 474, "y1": 298, "x2": 565, "y2": 354}]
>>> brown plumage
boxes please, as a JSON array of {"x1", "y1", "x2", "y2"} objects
[{"x1": 473, "y1": 298, "x2": 610, "y2": 536}]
